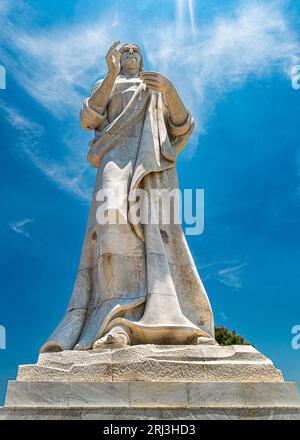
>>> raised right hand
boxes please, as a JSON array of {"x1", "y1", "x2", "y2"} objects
[{"x1": 105, "y1": 41, "x2": 121, "y2": 77}]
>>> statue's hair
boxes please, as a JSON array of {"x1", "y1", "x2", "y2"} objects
[{"x1": 119, "y1": 43, "x2": 144, "y2": 74}]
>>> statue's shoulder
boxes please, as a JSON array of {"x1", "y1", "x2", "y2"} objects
[{"x1": 91, "y1": 77, "x2": 124, "y2": 95}]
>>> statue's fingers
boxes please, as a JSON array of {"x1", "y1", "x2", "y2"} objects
[
  {"x1": 142, "y1": 80, "x2": 160, "y2": 88},
  {"x1": 106, "y1": 41, "x2": 121, "y2": 58},
  {"x1": 140, "y1": 75, "x2": 160, "y2": 81},
  {"x1": 143, "y1": 78, "x2": 159, "y2": 84},
  {"x1": 112, "y1": 48, "x2": 121, "y2": 59},
  {"x1": 112, "y1": 41, "x2": 121, "y2": 49},
  {"x1": 140, "y1": 75, "x2": 160, "y2": 82},
  {"x1": 140, "y1": 71, "x2": 160, "y2": 76},
  {"x1": 143, "y1": 82, "x2": 161, "y2": 92},
  {"x1": 106, "y1": 49, "x2": 114, "y2": 59}
]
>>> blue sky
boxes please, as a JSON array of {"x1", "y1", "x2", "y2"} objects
[{"x1": 0, "y1": 0, "x2": 300, "y2": 404}]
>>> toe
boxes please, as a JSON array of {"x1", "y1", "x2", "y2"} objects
[{"x1": 93, "y1": 338, "x2": 105, "y2": 349}]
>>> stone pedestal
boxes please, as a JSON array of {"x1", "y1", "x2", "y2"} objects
[{"x1": 1, "y1": 345, "x2": 300, "y2": 420}]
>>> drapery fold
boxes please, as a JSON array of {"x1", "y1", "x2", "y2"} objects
[{"x1": 40, "y1": 77, "x2": 214, "y2": 353}]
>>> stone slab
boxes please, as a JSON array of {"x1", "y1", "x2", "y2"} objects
[
  {"x1": 68, "y1": 382, "x2": 130, "y2": 408},
  {"x1": 3, "y1": 344, "x2": 299, "y2": 419},
  {"x1": 1, "y1": 406, "x2": 300, "y2": 420},
  {"x1": 16, "y1": 344, "x2": 284, "y2": 383},
  {"x1": 130, "y1": 382, "x2": 188, "y2": 408},
  {"x1": 4, "y1": 381, "x2": 70, "y2": 408},
  {"x1": 4, "y1": 381, "x2": 300, "y2": 409}
]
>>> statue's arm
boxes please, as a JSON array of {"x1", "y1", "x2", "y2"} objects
[
  {"x1": 80, "y1": 42, "x2": 120, "y2": 131},
  {"x1": 80, "y1": 74, "x2": 117, "y2": 131},
  {"x1": 163, "y1": 86, "x2": 190, "y2": 127},
  {"x1": 139, "y1": 71, "x2": 192, "y2": 136},
  {"x1": 88, "y1": 71, "x2": 117, "y2": 115}
]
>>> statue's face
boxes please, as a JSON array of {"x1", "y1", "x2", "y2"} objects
[{"x1": 120, "y1": 44, "x2": 142, "y2": 75}]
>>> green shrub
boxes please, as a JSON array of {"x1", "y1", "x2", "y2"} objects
[{"x1": 215, "y1": 326, "x2": 248, "y2": 346}]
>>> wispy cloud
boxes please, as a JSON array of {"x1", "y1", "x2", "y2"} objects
[
  {"x1": 144, "y1": 1, "x2": 300, "y2": 134},
  {"x1": 9, "y1": 218, "x2": 34, "y2": 239},
  {"x1": 1, "y1": 1, "x2": 299, "y2": 120},
  {"x1": 202, "y1": 261, "x2": 248, "y2": 289},
  {"x1": 220, "y1": 311, "x2": 229, "y2": 321},
  {"x1": 0, "y1": 101, "x2": 92, "y2": 201},
  {"x1": 217, "y1": 263, "x2": 248, "y2": 289},
  {"x1": 0, "y1": 1, "x2": 119, "y2": 115},
  {"x1": 0, "y1": 0, "x2": 299, "y2": 197},
  {"x1": 0, "y1": 101, "x2": 43, "y2": 133}
]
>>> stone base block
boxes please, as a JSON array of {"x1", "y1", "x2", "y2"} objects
[
  {"x1": 16, "y1": 345, "x2": 284, "y2": 383},
  {"x1": 1, "y1": 406, "x2": 300, "y2": 420},
  {"x1": 2, "y1": 345, "x2": 299, "y2": 420},
  {"x1": 3, "y1": 380, "x2": 300, "y2": 411}
]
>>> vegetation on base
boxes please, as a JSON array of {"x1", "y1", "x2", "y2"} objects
[{"x1": 215, "y1": 326, "x2": 249, "y2": 346}]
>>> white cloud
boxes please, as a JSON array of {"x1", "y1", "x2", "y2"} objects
[
  {"x1": 202, "y1": 261, "x2": 248, "y2": 289},
  {"x1": 13, "y1": 26, "x2": 116, "y2": 114},
  {"x1": 0, "y1": 0, "x2": 299, "y2": 197},
  {"x1": 144, "y1": 1, "x2": 299, "y2": 133},
  {"x1": 220, "y1": 311, "x2": 229, "y2": 321},
  {"x1": 0, "y1": 101, "x2": 92, "y2": 201},
  {"x1": 0, "y1": 1, "x2": 120, "y2": 115},
  {"x1": 0, "y1": 101, "x2": 43, "y2": 133},
  {"x1": 217, "y1": 263, "x2": 247, "y2": 289},
  {"x1": 9, "y1": 218, "x2": 34, "y2": 239},
  {"x1": 1, "y1": 1, "x2": 298, "y2": 120}
]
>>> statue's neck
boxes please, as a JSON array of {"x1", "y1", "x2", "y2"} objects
[{"x1": 122, "y1": 70, "x2": 139, "y2": 79}]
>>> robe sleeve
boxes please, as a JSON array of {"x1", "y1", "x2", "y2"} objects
[
  {"x1": 80, "y1": 80, "x2": 108, "y2": 131},
  {"x1": 162, "y1": 94, "x2": 193, "y2": 137},
  {"x1": 166, "y1": 111, "x2": 193, "y2": 137}
]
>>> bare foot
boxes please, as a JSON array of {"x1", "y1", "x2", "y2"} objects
[
  {"x1": 197, "y1": 336, "x2": 219, "y2": 345},
  {"x1": 93, "y1": 331, "x2": 130, "y2": 350}
]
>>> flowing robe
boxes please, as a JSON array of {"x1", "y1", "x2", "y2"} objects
[{"x1": 40, "y1": 76, "x2": 214, "y2": 352}]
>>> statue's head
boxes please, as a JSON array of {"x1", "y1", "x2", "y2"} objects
[{"x1": 119, "y1": 43, "x2": 144, "y2": 76}]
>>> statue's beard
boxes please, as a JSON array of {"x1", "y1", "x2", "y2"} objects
[
  {"x1": 121, "y1": 61, "x2": 140, "y2": 75},
  {"x1": 125, "y1": 59, "x2": 138, "y2": 67}
]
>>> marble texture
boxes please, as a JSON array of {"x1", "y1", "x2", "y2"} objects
[
  {"x1": 1, "y1": 407, "x2": 300, "y2": 420},
  {"x1": 68, "y1": 382, "x2": 129, "y2": 408},
  {"x1": 40, "y1": 42, "x2": 215, "y2": 353},
  {"x1": 0, "y1": 408, "x2": 300, "y2": 421},
  {"x1": 3, "y1": 344, "x2": 300, "y2": 420},
  {"x1": 5, "y1": 382, "x2": 69, "y2": 408},
  {"x1": 17, "y1": 344, "x2": 283, "y2": 383},
  {"x1": 4, "y1": 381, "x2": 300, "y2": 409}
]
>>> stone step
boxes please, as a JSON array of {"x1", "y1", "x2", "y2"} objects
[
  {"x1": 1, "y1": 406, "x2": 300, "y2": 420},
  {"x1": 16, "y1": 344, "x2": 284, "y2": 383},
  {"x1": 4, "y1": 381, "x2": 300, "y2": 409}
]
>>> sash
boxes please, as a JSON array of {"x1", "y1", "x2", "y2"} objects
[{"x1": 87, "y1": 83, "x2": 150, "y2": 168}]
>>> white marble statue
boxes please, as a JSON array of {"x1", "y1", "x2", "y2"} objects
[{"x1": 40, "y1": 42, "x2": 214, "y2": 352}]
